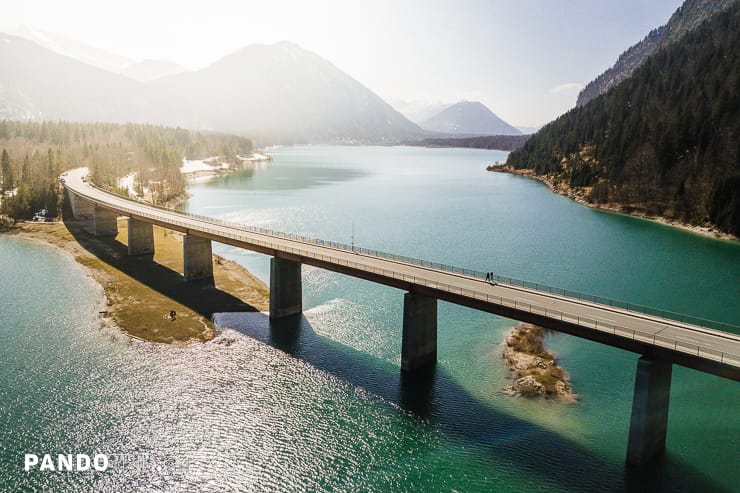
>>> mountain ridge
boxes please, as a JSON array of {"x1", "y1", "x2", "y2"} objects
[
  {"x1": 0, "y1": 33, "x2": 170, "y2": 124},
  {"x1": 576, "y1": 0, "x2": 735, "y2": 107},
  {"x1": 7, "y1": 25, "x2": 134, "y2": 72}
]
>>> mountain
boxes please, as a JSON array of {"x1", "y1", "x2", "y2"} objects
[
  {"x1": 420, "y1": 101, "x2": 521, "y2": 136},
  {"x1": 0, "y1": 33, "x2": 174, "y2": 124},
  {"x1": 0, "y1": 36, "x2": 421, "y2": 143},
  {"x1": 155, "y1": 41, "x2": 423, "y2": 143},
  {"x1": 122, "y1": 59, "x2": 188, "y2": 82},
  {"x1": 506, "y1": 4, "x2": 740, "y2": 235},
  {"x1": 576, "y1": 0, "x2": 735, "y2": 107},
  {"x1": 7, "y1": 25, "x2": 133, "y2": 73},
  {"x1": 389, "y1": 99, "x2": 450, "y2": 125}
]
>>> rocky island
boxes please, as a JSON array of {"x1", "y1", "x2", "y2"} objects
[{"x1": 502, "y1": 323, "x2": 575, "y2": 400}]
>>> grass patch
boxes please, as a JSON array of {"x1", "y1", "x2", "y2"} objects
[{"x1": 506, "y1": 325, "x2": 552, "y2": 360}]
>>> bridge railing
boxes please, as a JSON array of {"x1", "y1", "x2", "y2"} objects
[
  {"x1": 82, "y1": 182, "x2": 740, "y2": 337},
  {"x1": 255, "y1": 239, "x2": 740, "y2": 367},
  {"x1": 70, "y1": 181, "x2": 740, "y2": 367}
]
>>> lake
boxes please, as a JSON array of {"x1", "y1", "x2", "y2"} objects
[{"x1": 1, "y1": 145, "x2": 738, "y2": 491}]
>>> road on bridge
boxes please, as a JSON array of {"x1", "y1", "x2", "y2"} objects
[{"x1": 63, "y1": 167, "x2": 740, "y2": 380}]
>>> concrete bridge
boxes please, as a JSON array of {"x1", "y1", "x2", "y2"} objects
[{"x1": 63, "y1": 167, "x2": 740, "y2": 466}]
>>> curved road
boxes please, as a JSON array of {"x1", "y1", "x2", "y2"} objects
[{"x1": 63, "y1": 168, "x2": 740, "y2": 380}]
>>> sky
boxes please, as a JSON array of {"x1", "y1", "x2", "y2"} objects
[{"x1": 1, "y1": 0, "x2": 684, "y2": 127}]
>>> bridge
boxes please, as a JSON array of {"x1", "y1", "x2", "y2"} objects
[{"x1": 63, "y1": 167, "x2": 740, "y2": 467}]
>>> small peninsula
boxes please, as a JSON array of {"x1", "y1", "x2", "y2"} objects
[{"x1": 9, "y1": 219, "x2": 269, "y2": 344}]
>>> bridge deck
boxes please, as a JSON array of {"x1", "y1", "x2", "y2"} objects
[{"x1": 64, "y1": 168, "x2": 740, "y2": 380}]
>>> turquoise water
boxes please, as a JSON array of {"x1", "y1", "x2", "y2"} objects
[{"x1": 1, "y1": 145, "x2": 739, "y2": 491}]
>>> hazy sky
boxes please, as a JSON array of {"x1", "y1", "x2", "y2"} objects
[{"x1": 2, "y1": 0, "x2": 684, "y2": 127}]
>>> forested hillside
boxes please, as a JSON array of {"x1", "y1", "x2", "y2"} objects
[
  {"x1": 0, "y1": 120, "x2": 251, "y2": 220},
  {"x1": 506, "y1": 5, "x2": 739, "y2": 235},
  {"x1": 576, "y1": 0, "x2": 735, "y2": 107},
  {"x1": 405, "y1": 134, "x2": 529, "y2": 151}
]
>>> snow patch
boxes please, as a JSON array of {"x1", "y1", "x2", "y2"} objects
[
  {"x1": 180, "y1": 157, "x2": 223, "y2": 174},
  {"x1": 117, "y1": 172, "x2": 138, "y2": 197}
]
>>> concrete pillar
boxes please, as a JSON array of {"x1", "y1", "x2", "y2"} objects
[
  {"x1": 269, "y1": 257, "x2": 302, "y2": 319},
  {"x1": 626, "y1": 356, "x2": 673, "y2": 466},
  {"x1": 93, "y1": 206, "x2": 118, "y2": 237},
  {"x1": 65, "y1": 189, "x2": 79, "y2": 219},
  {"x1": 401, "y1": 292, "x2": 438, "y2": 373},
  {"x1": 128, "y1": 218, "x2": 154, "y2": 256},
  {"x1": 68, "y1": 192, "x2": 94, "y2": 221},
  {"x1": 183, "y1": 234, "x2": 213, "y2": 281}
]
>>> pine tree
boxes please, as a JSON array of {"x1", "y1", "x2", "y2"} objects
[
  {"x1": 21, "y1": 154, "x2": 31, "y2": 183},
  {"x1": 1, "y1": 149, "x2": 14, "y2": 194}
]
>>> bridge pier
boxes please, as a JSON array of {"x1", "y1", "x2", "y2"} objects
[
  {"x1": 183, "y1": 234, "x2": 213, "y2": 281},
  {"x1": 128, "y1": 218, "x2": 154, "y2": 256},
  {"x1": 93, "y1": 206, "x2": 118, "y2": 237},
  {"x1": 626, "y1": 356, "x2": 673, "y2": 466},
  {"x1": 67, "y1": 191, "x2": 94, "y2": 222},
  {"x1": 269, "y1": 258, "x2": 302, "y2": 319},
  {"x1": 401, "y1": 292, "x2": 437, "y2": 373},
  {"x1": 66, "y1": 189, "x2": 79, "y2": 219}
]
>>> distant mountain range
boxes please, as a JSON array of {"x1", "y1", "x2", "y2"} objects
[
  {"x1": 7, "y1": 25, "x2": 133, "y2": 73},
  {"x1": 7, "y1": 25, "x2": 187, "y2": 82},
  {"x1": 0, "y1": 26, "x2": 525, "y2": 143},
  {"x1": 0, "y1": 33, "x2": 423, "y2": 143},
  {"x1": 154, "y1": 41, "x2": 423, "y2": 143},
  {"x1": 419, "y1": 101, "x2": 521, "y2": 136},
  {"x1": 508, "y1": 2, "x2": 740, "y2": 235},
  {"x1": 0, "y1": 33, "x2": 167, "y2": 122},
  {"x1": 576, "y1": 0, "x2": 735, "y2": 107}
]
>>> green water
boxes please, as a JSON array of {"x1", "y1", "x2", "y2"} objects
[{"x1": 1, "y1": 145, "x2": 738, "y2": 491}]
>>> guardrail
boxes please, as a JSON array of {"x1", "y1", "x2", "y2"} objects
[{"x1": 68, "y1": 181, "x2": 740, "y2": 367}]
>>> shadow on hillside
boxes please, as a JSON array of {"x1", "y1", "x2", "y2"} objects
[{"x1": 213, "y1": 310, "x2": 730, "y2": 493}]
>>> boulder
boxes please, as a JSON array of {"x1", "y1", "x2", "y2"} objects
[{"x1": 515, "y1": 375, "x2": 546, "y2": 395}]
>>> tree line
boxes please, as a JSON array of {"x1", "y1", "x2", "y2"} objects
[
  {"x1": 507, "y1": 4, "x2": 739, "y2": 235},
  {"x1": 0, "y1": 120, "x2": 252, "y2": 220}
]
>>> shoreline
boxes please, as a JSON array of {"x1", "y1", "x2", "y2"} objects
[
  {"x1": 5, "y1": 219, "x2": 269, "y2": 345},
  {"x1": 4, "y1": 160, "x2": 272, "y2": 345},
  {"x1": 180, "y1": 151, "x2": 273, "y2": 180},
  {"x1": 488, "y1": 165, "x2": 738, "y2": 242}
]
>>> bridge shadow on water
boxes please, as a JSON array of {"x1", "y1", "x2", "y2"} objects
[{"x1": 217, "y1": 311, "x2": 729, "y2": 492}]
